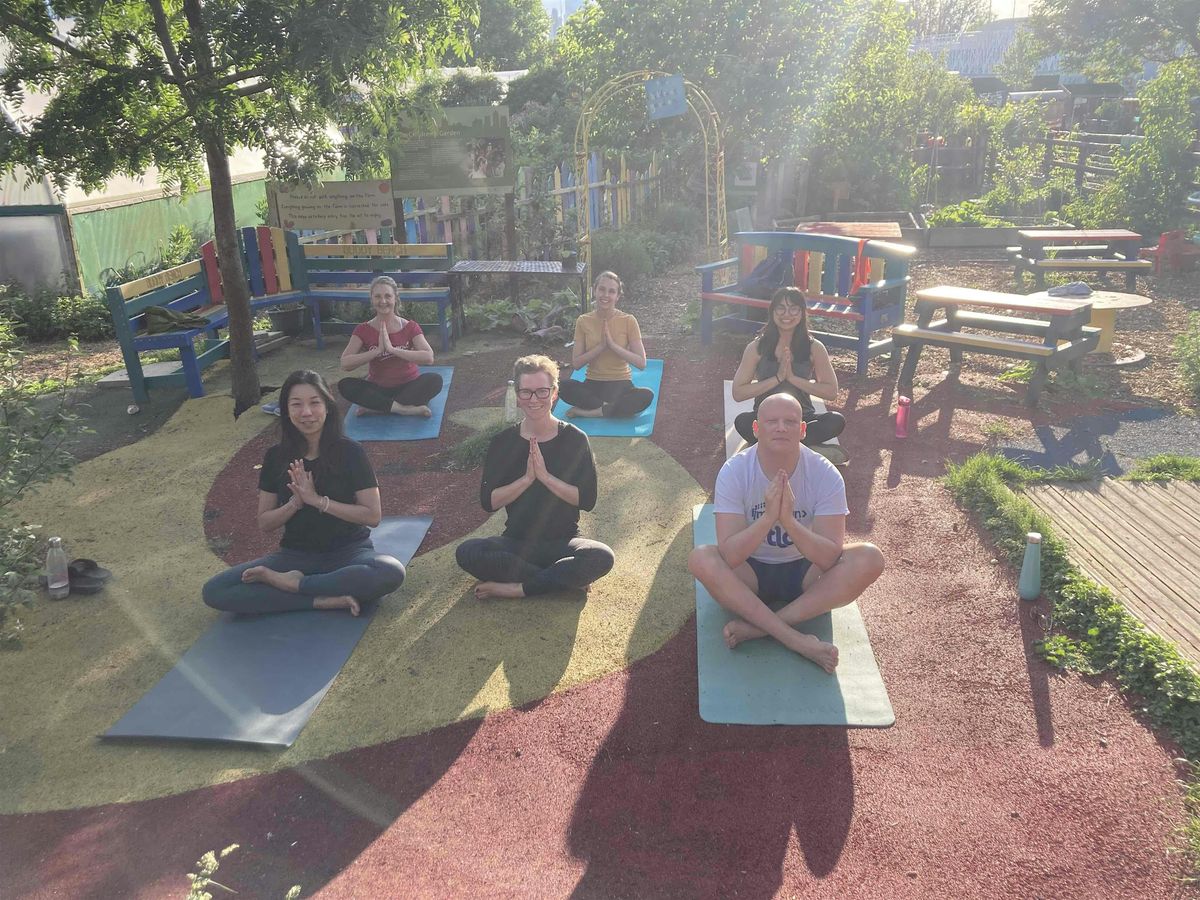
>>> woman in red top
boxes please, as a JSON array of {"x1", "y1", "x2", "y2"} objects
[{"x1": 338, "y1": 276, "x2": 444, "y2": 417}]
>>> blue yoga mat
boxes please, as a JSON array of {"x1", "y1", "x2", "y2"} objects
[
  {"x1": 551, "y1": 359, "x2": 663, "y2": 437},
  {"x1": 343, "y1": 366, "x2": 453, "y2": 441},
  {"x1": 692, "y1": 505, "x2": 894, "y2": 727},
  {"x1": 103, "y1": 516, "x2": 432, "y2": 748}
]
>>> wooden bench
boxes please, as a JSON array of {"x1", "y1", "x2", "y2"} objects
[
  {"x1": 105, "y1": 227, "x2": 454, "y2": 404},
  {"x1": 893, "y1": 286, "x2": 1101, "y2": 406},
  {"x1": 1011, "y1": 228, "x2": 1152, "y2": 291},
  {"x1": 696, "y1": 230, "x2": 916, "y2": 374},
  {"x1": 300, "y1": 241, "x2": 456, "y2": 350}
]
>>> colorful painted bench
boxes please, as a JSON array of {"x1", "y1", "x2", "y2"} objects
[
  {"x1": 695, "y1": 231, "x2": 916, "y2": 374},
  {"x1": 105, "y1": 228, "x2": 455, "y2": 404}
]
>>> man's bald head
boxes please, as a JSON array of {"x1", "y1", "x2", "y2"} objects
[{"x1": 757, "y1": 392, "x2": 804, "y2": 419}]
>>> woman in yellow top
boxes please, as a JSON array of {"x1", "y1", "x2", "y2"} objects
[{"x1": 558, "y1": 271, "x2": 654, "y2": 419}]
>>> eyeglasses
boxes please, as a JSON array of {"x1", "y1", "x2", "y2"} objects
[
  {"x1": 516, "y1": 387, "x2": 553, "y2": 400},
  {"x1": 774, "y1": 305, "x2": 804, "y2": 317}
]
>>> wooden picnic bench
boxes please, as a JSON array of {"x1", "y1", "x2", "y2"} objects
[
  {"x1": 105, "y1": 227, "x2": 454, "y2": 405},
  {"x1": 893, "y1": 286, "x2": 1101, "y2": 406},
  {"x1": 1010, "y1": 229, "x2": 1152, "y2": 291},
  {"x1": 696, "y1": 230, "x2": 916, "y2": 374}
]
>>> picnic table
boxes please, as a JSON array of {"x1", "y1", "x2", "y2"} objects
[
  {"x1": 1025, "y1": 289, "x2": 1153, "y2": 356},
  {"x1": 893, "y1": 286, "x2": 1101, "y2": 406},
  {"x1": 794, "y1": 222, "x2": 904, "y2": 240},
  {"x1": 1012, "y1": 229, "x2": 1151, "y2": 290},
  {"x1": 448, "y1": 259, "x2": 589, "y2": 336}
]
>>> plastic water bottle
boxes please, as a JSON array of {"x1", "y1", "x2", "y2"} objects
[
  {"x1": 895, "y1": 396, "x2": 912, "y2": 439},
  {"x1": 1019, "y1": 532, "x2": 1042, "y2": 601},
  {"x1": 503, "y1": 380, "x2": 521, "y2": 423},
  {"x1": 46, "y1": 537, "x2": 69, "y2": 600}
]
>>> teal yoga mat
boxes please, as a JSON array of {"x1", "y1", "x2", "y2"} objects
[
  {"x1": 552, "y1": 358, "x2": 663, "y2": 437},
  {"x1": 692, "y1": 504, "x2": 894, "y2": 726},
  {"x1": 103, "y1": 516, "x2": 432, "y2": 748},
  {"x1": 343, "y1": 366, "x2": 452, "y2": 441}
]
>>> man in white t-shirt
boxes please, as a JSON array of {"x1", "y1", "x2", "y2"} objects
[{"x1": 689, "y1": 394, "x2": 884, "y2": 673}]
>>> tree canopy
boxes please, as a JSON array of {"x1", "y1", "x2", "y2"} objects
[
  {"x1": 0, "y1": 0, "x2": 471, "y2": 410},
  {"x1": 452, "y1": 0, "x2": 549, "y2": 70},
  {"x1": 1032, "y1": 0, "x2": 1200, "y2": 76},
  {"x1": 905, "y1": 0, "x2": 992, "y2": 39}
]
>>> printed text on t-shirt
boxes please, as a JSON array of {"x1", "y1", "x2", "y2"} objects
[{"x1": 750, "y1": 502, "x2": 809, "y2": 548}]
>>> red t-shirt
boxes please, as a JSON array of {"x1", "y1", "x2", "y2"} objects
[{"x1": 352, "y1": 319, "x2": 424, "y2": 388}]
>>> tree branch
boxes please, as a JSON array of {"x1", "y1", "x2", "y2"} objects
[
  {"x1": 229, "y1": 81, "x2": 272, "y2": 98},
  {"x1": 216, "y1": 67, "x2": 266, "y2": 88},
  {"x1": 0, "y1": 12, "x2": 168, "y2": 82},
  {"x1": 145, "y1": 0, "x2": 196, "y2": 105}
]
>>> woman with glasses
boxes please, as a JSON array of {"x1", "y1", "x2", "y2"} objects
[
  {"x1": 338, "y1": 275, "x2": 444, "y2": 418},
  {"x1": 202, "y1": 370, "x2": 405, "y2": 616},
  {"x1": 455, "y1": 354, "x2": 614, "y2": 599},
  {"x1": 557, "y1": 271, "x2": 654, "y2": 419},
  {"x1": 731, "y1": 286, "x2": 845, "y2": 449}
]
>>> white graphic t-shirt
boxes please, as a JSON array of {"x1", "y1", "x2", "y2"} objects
[{"x1": 713, "y1": 444, "x2": 849, "y2": 564}]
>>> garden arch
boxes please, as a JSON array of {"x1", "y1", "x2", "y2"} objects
[{"x1": 574, "y1": 70, "x2": 727, "y2": 271}]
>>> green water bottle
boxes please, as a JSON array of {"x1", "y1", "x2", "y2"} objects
[{"x1": 1018, "y1": 532, "x2": 1042, "y2": 601}]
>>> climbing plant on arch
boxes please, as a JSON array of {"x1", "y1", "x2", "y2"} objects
[{"x1": 574, "y1": 70, "x2": 727, "y2": 270}]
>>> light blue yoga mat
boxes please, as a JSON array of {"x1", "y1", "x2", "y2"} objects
[
  {"x1": 552, "y1": 358, "x2": 663, "y2": 437},
  {"x1": 343, "y1": 366, "x2": 453, "y2": 441},
  {"x1": 692, "y1": 505, "x2": 894, "y2": 727},
  {"x1": 103, "y1": 516, "x2": 432, "y2": 748}
]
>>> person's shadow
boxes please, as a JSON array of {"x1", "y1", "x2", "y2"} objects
[{"x1": 566, "y1": 540, "x2": 854, "y2": 898}]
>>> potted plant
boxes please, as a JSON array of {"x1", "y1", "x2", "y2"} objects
[
  {"x1": 266, "y1": 303, "x2": 309, "y2": 336},
  {"x1": 560, "y1": 245, "x2": 578, "y2": 272}
]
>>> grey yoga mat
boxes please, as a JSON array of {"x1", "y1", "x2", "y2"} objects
[
  {"x1": 103, "y1": 516, "x2": 433, "y2": 748},
  {"x1": 693, "y1": 505, "x2": 893, "y2": 726}
]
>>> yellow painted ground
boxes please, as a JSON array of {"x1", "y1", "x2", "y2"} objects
[{"x1": 0, "y1": 394, "x2": 703, "y2": 813}]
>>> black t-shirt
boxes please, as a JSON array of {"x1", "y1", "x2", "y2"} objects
[
  {"x1": 753, "y1": 339, "x2": 815, "y2": 416},
  {"x1": 258, "y1": 439, "x2": 378, "y2": 552},
  {"x1": 480, "y1": 422, "x2": 598, "y2": 544}
]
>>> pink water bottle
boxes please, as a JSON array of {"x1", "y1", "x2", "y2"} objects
[{"x1": 895, "y1": 396, "x2": 912, "y2": 439}]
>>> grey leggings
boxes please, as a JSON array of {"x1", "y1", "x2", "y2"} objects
[
  {"x1": 203, "y1": 538, "x2": 405, "y2": 614},
  {"x1": 455, "y1": 535, "x2": 614, "y2": 596}
]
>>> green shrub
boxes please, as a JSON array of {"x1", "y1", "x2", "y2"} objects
[
  {"x1": 0, "y1": 283, "x2": 114, "y2": 343},
  {"x1": 0, "y1": 322, "x2": 82, "y2": 646},
  {"x1": 1177, "y1": 313, "x2": 1200, "y2": 404},
  {"x1": 591, "y1": 228, "x2": 654, "y2": 284}
]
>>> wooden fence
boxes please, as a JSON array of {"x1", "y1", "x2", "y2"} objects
[
  {"x1": 1041, "y1": 131, "x2": 1200, "y2": 198},
  {"x1": 329, "y1": 152, "x2": 665, "y2": 259}
]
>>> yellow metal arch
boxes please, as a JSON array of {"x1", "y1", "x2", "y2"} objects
[{"x1": 574, "y1": 70, "x2": 726, "y2": 273}]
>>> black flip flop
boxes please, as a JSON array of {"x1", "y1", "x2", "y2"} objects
[{"x1": 69, "y1": 559, "x2": 112, "y2": 583}]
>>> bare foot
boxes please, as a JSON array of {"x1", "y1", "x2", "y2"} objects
[
  {"x1": 314, "y1": 595, "x2": 361, "y2": 616},
  {"x1": 242, "y1": 567, "x2": 303, "y2": 592},
  {"x1": 474, "y1": 581, "x2": 525, "y2": 600},
  {"x1": 787, "y1": 632, "x2": 839, "y2": 674},
  {"x1": 355, "y1": 406, "x2": 386, "y2": 417},
  {"x1": 392, "y1": 404, "x2": 432, "y2": 418},
  {"x1": 723, "y1": 617, "x2": 767, "y2": 648}
]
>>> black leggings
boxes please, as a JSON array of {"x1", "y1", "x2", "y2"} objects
[
  {"x1": 455, "y1": 535, "x2": 614, "y2": 596},
  {"x1": 734, "y1": 410, "x2": 846, "y2": 446},
  {"x1": 338, "y1": 373, "x2": 443, "y2": 413},
  {"x1": 558, "y1": 379, "x2": 653, "y2": 418}
]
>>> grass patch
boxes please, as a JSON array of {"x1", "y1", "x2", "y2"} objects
[
  {"x1": 445, "y1": 420, "x2": 507, "y2": 470},
  {"x1": 944, "y1": 451, "x2": 1200, "y2": 875},
  {"x1": 981, "y1": 419, "x2": 1016, "y2": 442},
  {"x1": 1122, "y1": 455, "x2": 1200, "y2": 483}
]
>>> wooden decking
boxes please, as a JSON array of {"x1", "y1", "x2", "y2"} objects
[{"x1": 1025, "y1": 480, "x2": 1200, "y2": 667}]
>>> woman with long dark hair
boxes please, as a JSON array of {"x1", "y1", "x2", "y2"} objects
[
  {"x1": 203, "y1": 370, "x2": 405, "y2": 615},
  {"x1": 731, "y1": 286, "x2": 845, "y2": 449}
]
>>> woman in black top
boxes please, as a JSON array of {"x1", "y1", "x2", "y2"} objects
[
  {"x1": 731, "y1": 286, "x2": 845, "y2": 447},
  {"x1": 455, "y1": 354, "x2": 614, "y2": 599},
  {"x1": 203, "y1": 370, "x2": 405, "y2": 615}
]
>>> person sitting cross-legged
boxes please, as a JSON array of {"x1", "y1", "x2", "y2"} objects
[
  {"x1": 688, "y1": 393, "x2": 884, "y2": 673},
  {"x1": 455, "y1": 354, "x2": 615, "y2": 599}
]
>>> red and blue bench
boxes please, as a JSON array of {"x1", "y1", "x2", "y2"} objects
[
  {"x1": 696, "y1": 231, "x2": 916, "y2": 374},
  {"x1": 105, "y1": 227, "x2": 454, "y2": 405}
]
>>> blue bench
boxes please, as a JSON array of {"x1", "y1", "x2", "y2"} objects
[
  {"x1": 105, "y1": 227, "x2": 455, "y2": 404},
  {"x1": 696, "y1": 231, "x2": 916, "y2": 374}
]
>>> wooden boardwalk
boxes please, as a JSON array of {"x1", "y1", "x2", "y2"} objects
[{"x1": 1025, "y1": 480, "x2": 1200, "y2": 667}]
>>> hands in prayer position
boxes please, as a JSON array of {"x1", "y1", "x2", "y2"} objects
[{"x1": 287, "y1": 459, "x2": 320, "y2": 507}]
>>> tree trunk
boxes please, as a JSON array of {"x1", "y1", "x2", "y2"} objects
[{"x1": 204, "y1": 133, "x2": 261, "y2": 413}]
